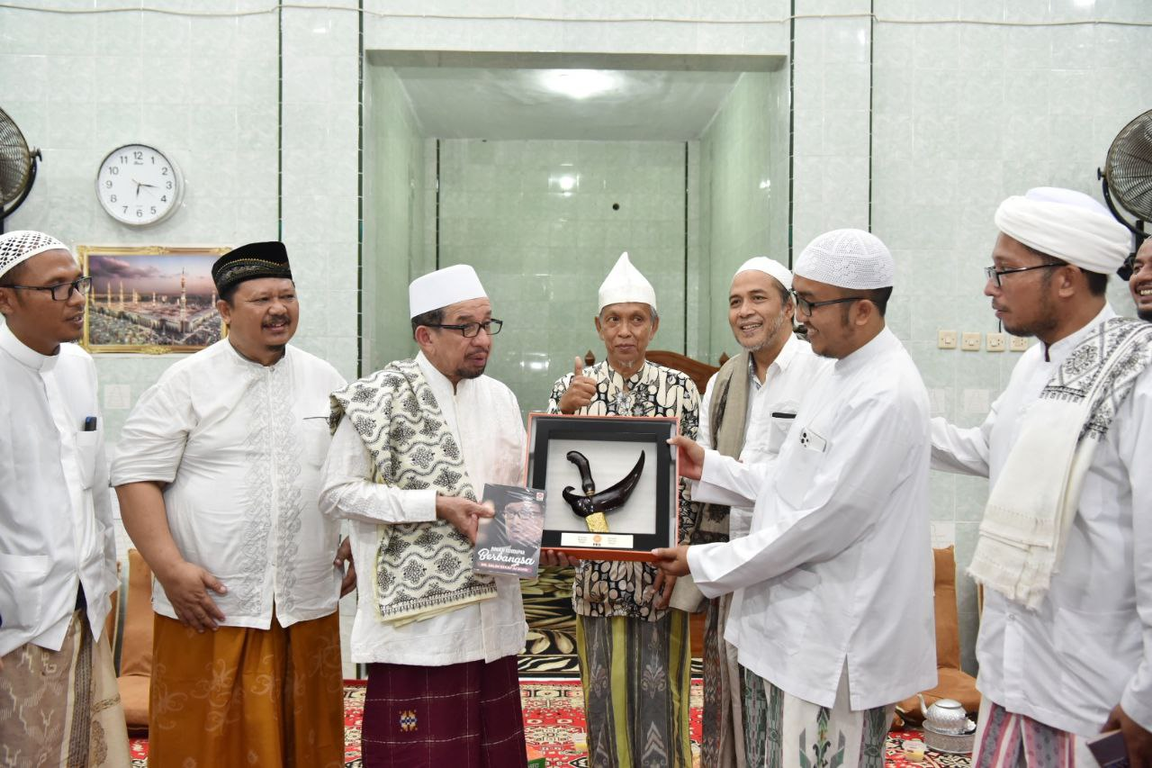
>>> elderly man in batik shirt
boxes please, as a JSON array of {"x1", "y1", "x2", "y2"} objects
[
  {"x1": 933, "y1": 188, "x2": 1152, "y2": 766},
  {"x1": 113, "y1": 241, "x2": 351, "y2": 767},
  {"x1": 0, "y1": 230, "x2": 130, "y2": 767},
  {"x1": 546, "y1": 252, "x2": 701, "y2": 768}
]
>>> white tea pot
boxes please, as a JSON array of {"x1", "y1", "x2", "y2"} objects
[{"x1": 918, "y1": 695, "x2": 969, "y2": 735}]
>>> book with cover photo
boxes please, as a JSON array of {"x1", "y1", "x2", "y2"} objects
[{"x1": 473, "y1": 484, "x2": 547, "y2": 578}]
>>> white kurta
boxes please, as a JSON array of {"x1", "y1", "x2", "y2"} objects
[
  {"x1": 110, "y1": 339, "x2": 347, "y2": 630},
  {"x1": 694, "y1": 334, "x2": 833, "y2": 537},
  {"x1": 931, "y1": 304, "x2": 1152, "y2": 737},
  {"x1": 688, "y1": 328, "x2": 937, "y2": 710},
  {"x1": 318, "y1": 352, "x2": 528, "y2": 666},
  {"x1": 0, "y1": 325, "x2": 117, "y2": 657}
]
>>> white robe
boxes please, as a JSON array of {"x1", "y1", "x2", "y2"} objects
[
  {"x1": 931, "y1": 304, "x2": 1152, "y2": 736},
  {"x1": 689, "y1": 328, "x2": 937, "y2": 710},
  {"x1": 0, "y1": 325, "x2": 117, "y2": 656},
  {"x1": 111, "y1": 339, "x2": 347, "y2": 629},
  {"x1": 318, "y1": 352, "x2": 528, "y2": 666}
]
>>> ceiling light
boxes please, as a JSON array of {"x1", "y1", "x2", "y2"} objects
[{"x1": 541, "y1": 70, "x2": 618, "y2": 100}]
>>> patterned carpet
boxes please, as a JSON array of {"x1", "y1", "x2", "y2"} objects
[{"x1": 130, "y1": 679, "x2": 971, "y2": 767}]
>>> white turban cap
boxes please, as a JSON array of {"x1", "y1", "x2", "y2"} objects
[
  {"x1": 598, "y1": 252, "x2": 657, "y2": 312},
  {"x1": 794, "y1": 229, "x2": 894, "y2": 290},
  {"x1": 409, "y1": 264, "x2": 487, "y2": 318},
  {"x1": 994, "y1": 187, "x2": 1131, "y2": 275},
  {"x1": 0, "y1": 230, "x2": 71, "y2": 279},
  {"x1": 734, "y1": 256, "x2": 793, "y2": 292}
]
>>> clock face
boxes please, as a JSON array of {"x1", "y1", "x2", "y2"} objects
[{"x1": 96, "y1": 144, "x2": 182, "y2": 226}]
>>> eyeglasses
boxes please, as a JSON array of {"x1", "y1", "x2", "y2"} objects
[
  {"x1": 983, "y1": 264, "x2": 1060, "y2": 288},
  {"x1": 790, "y1": 291, "x2": 864, "y2": 317},
  {"x1": 424, "y1": 319, "x2": 504, "y2": 338},
  {"x1": 5, "y1": 276, "x2": 92, "y2": 301}
]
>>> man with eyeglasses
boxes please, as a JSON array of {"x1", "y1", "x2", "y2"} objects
[
  {"x1": 320, "y1": 264, "x2": 530, "y2": 767},
  {"x1": 1130, "y1": 237, "x2": 1152, "y2": 322},
  {"x1": 0, "y1": 230, "x2": 131, "y2": 766},
  {"x1": 654, "y1": 229, "x2": 936, "y2": 767},
  {"x1": 931, "y1": 187, "x2": 1152, "y2": 766},
  {"x1": 112, "y1": 241, "x2": 350, "y2": 767}
]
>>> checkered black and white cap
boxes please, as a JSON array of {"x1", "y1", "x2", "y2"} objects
[
  {"x1": 0, "y1": 230, "x2": 71, "y2": 279},
  {"x1": 794, "y1": 228, "x2": 895, "y2": 290}
]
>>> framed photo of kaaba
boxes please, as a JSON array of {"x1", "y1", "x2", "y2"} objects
[
  {"x1": 78, "y1": 245, "x2": 230, "y2": 354},
  {"x1": 526, "y1": 413, "x2": 679, "y2": 561}
]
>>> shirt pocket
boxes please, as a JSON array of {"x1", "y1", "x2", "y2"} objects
[
  {"x1": 0, "y1": 553, "x2": 50, "y2": 631},
  {"x1": 1055, "y1": 606, "x2": 1141, "y2": 707},
  {"x1": 300, "y1": 416, "x2": 333, "y2": 468},
  {"x1": 766, "y1": 401, "x2": 800, "y2": 455},
  {"x1": 764, "y1": 567, "x2": 820, "y2": 655},
  {"x1": 775, "y1": 426, "x2": 826, "y2": 509},
  {"x1": 75, "y1": 430, "x2": 101, "y2": 490}
]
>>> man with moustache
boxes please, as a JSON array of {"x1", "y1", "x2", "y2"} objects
[
  {"x1": 931, "y1": 188, "x2": 1152, "y2": 766},
  {"x1": 654, "y1": 230, "x2": 936, "y2": 768},
  {"x1": 113, "y1": 241, "x2": 350, "y2": 767},
  {"x1": 547, "y1": 252, "x2": 701, "y2": 767},
  {"x1": 692, "y1": 257, "x2": 831, "y2": 768},
  {"x1": 0, "y1": 230, "x2": 130, "y2": 766},
  {"x1": 320, "y1": 264, "x2": 530, "y2": 767},
  {"x1": 1130, "y1": 237, "x2": 1151, "y2": 322}
]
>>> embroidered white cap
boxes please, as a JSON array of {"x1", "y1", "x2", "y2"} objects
[
  {"x1": 794, "y1": 229, "x2": 895, "y2": 290},
  {"x1": 0, "y1": 230, "x2": 72, "y2": 279},
  {"x1": 995, "y1": 186, "x2": 1131, "y2": 274},
  {"x1": 598, "y1": 252, "x2": 657, "y2": 312},
  {"x1": 409, "y1": 264, "x2": 488, "y2": 318},
  {"x1": 734, "y1": 256, "x2": 793, "y2": 292}
]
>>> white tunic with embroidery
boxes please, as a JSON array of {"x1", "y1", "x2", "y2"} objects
[{"x1": 110, "y1": 339, "x2": 347, "y2": 629}]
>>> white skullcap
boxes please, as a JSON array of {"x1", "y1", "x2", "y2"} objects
[
  {"x1": 994, "y1": 187, "x2": 1131, "y2": 274},
  {"x1": 0, "y1": 230, "x2": 71, "y2": 279},
  {"x1": 794, "y1": 229, "x2": 894, "y2": 290},
  {"x1": 598, "y1": 252, "x2": 657, "y2": 312},
  {"x1": 409, "y1": 264, "x2": 487, "y2": 318},
  {"x1": 734, "y1": 256, "x2": 792, "y2": 292}
]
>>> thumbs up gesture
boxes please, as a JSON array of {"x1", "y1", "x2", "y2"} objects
[{"x1": 558, "y1": 356, "x2": 598, "y2": 414}]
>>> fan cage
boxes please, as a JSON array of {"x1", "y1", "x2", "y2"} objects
[
  {"x1": 0, "y1": 107, "x2": 33, "y2": 206},
  {"x1": 1104, "y1": 108, "x2": 1152, "y2": 222}
]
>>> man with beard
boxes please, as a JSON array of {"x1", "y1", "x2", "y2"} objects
[
  {"x1": 1130, "y1": 237, "x2": 1151, "y2": 322},
  {"x1": 931, "y1": 188, "x2": 1152, "y2": 766},
  {"x1": 320, "y1": 264, "x2": 530, "y2": 767},
  {"x1": 0, "y1": 230, "x2": 130, "y2": 766},
  {"x1": 113, "y1": 241, "x2": 351, "y2": 767},
  {"x1": 654, "y1": 229, "x2": 936, "y2": 768},
  {"x1": 692, "y1": 257, "x2": 831, "y2": 768}
]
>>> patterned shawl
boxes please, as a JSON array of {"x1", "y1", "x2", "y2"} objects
[
  {"x1": 968, "y1": 317, "x2": 1152, "y2": 608},
  {"x1": 330, "y1": 359, "x2": 497, "y2": 625}
]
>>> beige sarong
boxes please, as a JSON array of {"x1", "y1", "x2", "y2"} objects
[{"x1": 0, "y1": 611, "x2": 131, "y2": 767}]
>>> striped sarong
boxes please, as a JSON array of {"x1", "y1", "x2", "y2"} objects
[
  {"x1": 703, "y1": 593, "x2": 746, "y2": 767},
  {"x1": 576, "y1": 610, "x2": 693, "y2": 767}
]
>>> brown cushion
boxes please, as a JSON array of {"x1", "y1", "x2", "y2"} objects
[
  {"x1": 119, "y1": 549, "x2": 154, "y2": 678},
  {"x1": 933, "y1": 546, "x2": 960, "y2": 670},
  {"x1": 117, "y1": 673, "x2": 150, "y2": 732}
]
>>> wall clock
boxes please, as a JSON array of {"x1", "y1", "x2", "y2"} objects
[{"x1": 95, "y1": 144, "x2": 183, "y2": 226}]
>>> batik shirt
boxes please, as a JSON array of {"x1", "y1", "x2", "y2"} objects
[{"x1": 547, "y1": 359, "x2": 701, "y2": 620}]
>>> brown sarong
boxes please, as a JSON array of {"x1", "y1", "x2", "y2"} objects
[
  {"x1": 362, "y1": 654, "x2": 527, "y2": 768},
  {"x1": 148, "y1": 611, "x2": 344, "y2": 768},
  {"x1": 0, "y1": 610, "x2": 130, "y2": 767}
]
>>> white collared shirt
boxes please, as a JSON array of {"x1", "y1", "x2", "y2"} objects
[
  {"x1": 318, "y1": 352, "x2": 528, "y2": 666},
  {"x1": 111, "y1": 339, "x2": 346, "y2": 629},
  {"x1": 694, "y1": 334, "x2": 833, "y2": 537},
  {"x1": 688, "y1": 328, "x2": 937, "y2": 710},
  {"x1": 0, "y1": 324, "x2": 118, "y2": 656},
  {"x1": 931, "y1": 304, "x2": 1152, "y2": 736}
]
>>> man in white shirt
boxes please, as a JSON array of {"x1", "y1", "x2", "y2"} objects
[
  {"x1": 655, "y1": 229, "x2": 937, "y2": 768},
  {"x1": 112, "y1": 241, "x2": 350, "y2": 767},
  {"x1": 0, "y1": 230, "x2": 130, "y2": 766},
  {"x1": 1130, "y1": 237, "x2": 1151, "y2": 322},
  {"x1": 692, "y1": 257, "x2": 831, "y2": 768},
  {"x1": 931, "y1": 188, "x2": 1152, "y2": 766},
  {"x1": 319, "y1": 264, "x2": 529, "y2": 767}
]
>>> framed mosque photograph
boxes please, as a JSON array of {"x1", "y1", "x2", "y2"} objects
[
  {"x1": 78, "y1": 245, "x2": 230, "y2": 354},
  {"x1": 526, "y1": 413, "x2": 680, "y2": 561}
]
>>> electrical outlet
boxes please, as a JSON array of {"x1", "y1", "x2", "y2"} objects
[
  {"x1": 1009, "y1": 335, "x2": 1030, "y2": 352},
  {"x1": 938, "y1": 330, "x2": 958, "y2": 349},
  {"x1": 961, "y1": 332, "x2": 982, "y2": 351},
  {"x1": 986, "y1": 332, "x2": 1006, "y2": 352}
]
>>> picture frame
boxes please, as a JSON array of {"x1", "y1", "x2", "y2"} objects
[
  {"x1": 78, "y1": 245, "x2": 231, "y2": 354},
  {"x1": 526, "y1": 413, "x2": 679, "y2": 561}
]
